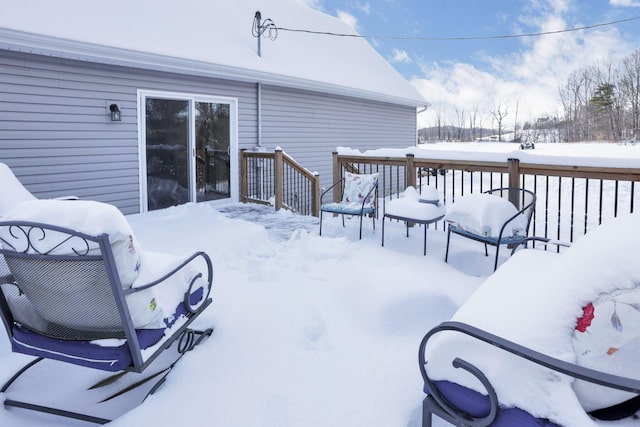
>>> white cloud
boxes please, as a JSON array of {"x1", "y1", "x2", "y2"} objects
[
  {"x1": 413, "y1": 0, "x2": 634, "y2": 129},
  {"x1": 336, "y1": 10, "x2": 359, "y2": 32},
  {"x1": 356, "y1": 2, "x2": 371, "y2": 14},
  {"x1": 610, "y1": 0, "x2": 640, "y2": 6},
  {"x1": 389, "y1": 49, "x2": 411, "y2": 64}
]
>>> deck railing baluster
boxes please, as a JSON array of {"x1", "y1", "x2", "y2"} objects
[{"x1": 240, "y1": 150, "x2": 640, "y2": 243}]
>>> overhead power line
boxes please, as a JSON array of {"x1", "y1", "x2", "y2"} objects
[{"x1": 275, "y1": 15, "x2": 640, "y2": 41}]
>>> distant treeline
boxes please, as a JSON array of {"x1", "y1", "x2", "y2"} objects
[{"x1": 420, "y1": 48, "x2": 640, "y2": 144}]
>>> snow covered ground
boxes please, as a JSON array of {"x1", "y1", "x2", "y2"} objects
[
  {"x1": 1, "y1": 142, "x2": 640, "y2": 426},
  {"x1": 0, "y1": 200, "x2": 484, "y2": 427}
]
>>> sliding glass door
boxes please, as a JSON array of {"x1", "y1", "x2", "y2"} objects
[
  {"x1": 140, "y1": 91, "x2": 237, "y2": 212},
  {"x1": 144, "y1": 98, "x2": 190, "y2": 211},
  {"x1": 195, "y1": 101, "x2": 230, "y2": 202}
]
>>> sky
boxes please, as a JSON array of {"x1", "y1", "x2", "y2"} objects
[
  {"x1": 3, "y1": 143, "x2": 640, "y2": 426},
  {"x1": 299, "y1": 0, "x2": 640, "y2": 128}
]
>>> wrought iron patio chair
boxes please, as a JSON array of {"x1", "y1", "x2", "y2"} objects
[
  {"x1": 444, "y1": 187, "x2": 536, "y2": 271},
  {"x1": 0, "y1": 218, "x2": 213, "y2": 424},
  {"x1": 319, "y1": 171, "x2": 379, "y2": 240},
  {"x1": 419, "y1": 321, "x2": 640, "y2": 427}
]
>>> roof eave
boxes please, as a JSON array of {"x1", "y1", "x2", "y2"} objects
[{"x1": 0, "y1": 28, "x2": 428, "y2": 108}]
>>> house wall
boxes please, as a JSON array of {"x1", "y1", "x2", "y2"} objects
[
  {"x1": 1, "y1": 50, "x2": 417, "y2": 214},
  {"x1": 0, "y1": 50, "x2": 258, "y2": 214},
  {"x1": 261, "y1": 85, "x2": 417, "y2": 190}
]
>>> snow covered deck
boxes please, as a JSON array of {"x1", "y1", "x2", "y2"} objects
[{"x1": 1, "y1": 199, "x2": 639, "y2": 426}]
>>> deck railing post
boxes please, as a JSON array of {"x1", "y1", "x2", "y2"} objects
[
  {"x1": 406, "y1": 153, "x2": 416, "y2": 189},
  {"x1": 332, "y1": 151, "x2": 341, "y2": 203},
  {"x1": 274, "y1": 148, "x2": 283, "y2": 211},
  {"x1": 508, "y1": 158, "x2": 521, "y2": 207},
  {"x1": 312, "y1": 173, "x2": 321, "y2": 217},
  {"x1": 240, "y1": 149, "x2": 248, "y2": 203}
]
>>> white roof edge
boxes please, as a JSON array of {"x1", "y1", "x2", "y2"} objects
[{"x1": 0, "y1": 28, "x2": 428, "y2": 108}]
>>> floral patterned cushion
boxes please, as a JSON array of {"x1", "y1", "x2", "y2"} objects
[
  {"x1": 572, "y1": 289, "x2": 640, "y2": 413},
  {"x1": 341, "y1": 172, "x2": 379, "y2": 206}
]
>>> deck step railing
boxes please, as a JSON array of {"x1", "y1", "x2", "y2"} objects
[
  {"x1": 332, "y1": 150, "x2": 640, "y2": 247},
  {"x1": 240, "y1": 148, "x2": 321, "y2": 216}
]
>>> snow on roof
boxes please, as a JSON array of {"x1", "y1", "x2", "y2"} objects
[{"x1": 0, "y1": 0, "x2": 427, "y2": 107}]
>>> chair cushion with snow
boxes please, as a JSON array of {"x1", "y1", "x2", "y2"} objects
[
  {"x1": 1, "y1": 199, "x2": 142, "y2": 288},
  {"x1": 0, "y1": 199, "x2": 207, "y2": 331},
  {"x1": 444, "y1": 193, "x2": 526, "y2": 238}
]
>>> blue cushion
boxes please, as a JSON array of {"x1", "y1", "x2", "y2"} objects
[
  {"x1": 11, "y1": 326, "x2": 163, "y2": 371},
  {"x1": 450, "y1": 224, "x2": 527, "y2": 245},
  {"x1": 10, "y1": 288, "x2": 204, "y2": 372},
  {"x1": 425, "y1": 381, "x2": 559, "y2": 426},
  {"x1": 320, "y1": 203, "x2": 375, "y2": 215}
]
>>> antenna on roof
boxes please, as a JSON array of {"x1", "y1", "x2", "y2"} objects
[{"x1": 252, "y1": 11, "x2": 278, "y2": 57}]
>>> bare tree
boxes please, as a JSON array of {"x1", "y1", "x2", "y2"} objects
[
  {"x1": 469, "y1": 104, "x2": 480, "y2": 141},
  {"x1": 433, "y1": 103, "x2": 444, "y2": 141},
  {"x1": 620, "y1": 49, "x2": 640, "y2": 134},
  {"x1": 513, "y1": 100, "x2": 520, "y2": 142},
  {"x1": 559, "y1": 67, "x2": 598, "y2": 141},
  {"x1": 454, "y1": 107, "x2": 466, "y2": 141},
  {"x1": 491, "y1": 103, "x2": 509, "y2": 141}
]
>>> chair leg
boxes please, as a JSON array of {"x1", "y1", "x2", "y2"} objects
[
  {"x1": 381, "y1": 217, "x2": 385, "y2": 247},
  {"x1": 319, "y1": 211, "x2": 323, "y2": 236},
  {"x1": 444, "y1": 228, "x2": 451, "y2": 262},
  {"x1": 422, "y1": 396, "x2": 434, "y2": 427},
  {"x1": 359, "y1": 214, "x2": 363, "y2": 240},
  {"x1": 423, "y1": 224, "x2": 427, "y2": 256},
  {"x1": 494, "y1": 245, "x2": 500, "y2": 271},
  {"x1": 342, "y1": 214, "x2": 345, "y2": 228},
  {"x1": 484, "y1": 243, "x2": 489, "y2": 256}
]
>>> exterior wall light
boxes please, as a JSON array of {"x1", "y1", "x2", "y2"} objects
[{"x1": 109, "y1": 103, "x2": 121, "y2": 121}]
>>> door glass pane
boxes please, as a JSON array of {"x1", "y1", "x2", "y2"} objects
[
  {"x1": 195, "y1": 102, "x2": 230, "y2": 201},
  {"x1": 145, "y1": 98, "x2": 190, "y2": 210}
]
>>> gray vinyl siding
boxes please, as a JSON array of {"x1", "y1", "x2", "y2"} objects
[
  {"x1": 260, "y1": 85, "x2": 417, "y2": 190},
  {"x1": 0, "y1": 51, "x2": 257, "y2": 214},
  {"x1": 1, "y1": 50, "x2": 417, "y2": 214}
]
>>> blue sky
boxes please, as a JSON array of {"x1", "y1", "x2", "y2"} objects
[{"x1": 301, "y1": 0, "x2": 640, "y2": 128}]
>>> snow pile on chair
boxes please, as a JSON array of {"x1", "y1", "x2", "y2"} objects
[
  {"x1": 0, "y1": 199, "x2": 206, "y2": 330},
  {"x1": 444, "y1": 193, "x2": 527, "y2": 238},
  {"x1": 426, "y1": 213, "x2": 640, "y2": 427}
]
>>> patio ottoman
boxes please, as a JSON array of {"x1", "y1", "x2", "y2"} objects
[{"x1": 381, "y1": 186, "x2": 445, "y2": 255}]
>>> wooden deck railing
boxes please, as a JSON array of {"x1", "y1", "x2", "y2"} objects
[
  {"x1": 332, "y1": 150, "x2": 640, "y2": 246},
  {"x1": 240, "y1": 149, "x2": 321, "y2": 216}
]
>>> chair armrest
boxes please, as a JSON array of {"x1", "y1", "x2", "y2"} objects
[
  {"x1": 510, "y1": 237, "x2": 572, "y2": 254},
  {"x1": 320, "y1": 178, "x2": 344, "y2": 203},
  {"x1": 124, "y1": 251, "x2": 213, "y2": 313},
  {"x1": 420, "y1": 321, "x2": 640, "y2": 395},
  {"x1": 419, "y1": 321, "x2": 640, "y2": 426}
]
